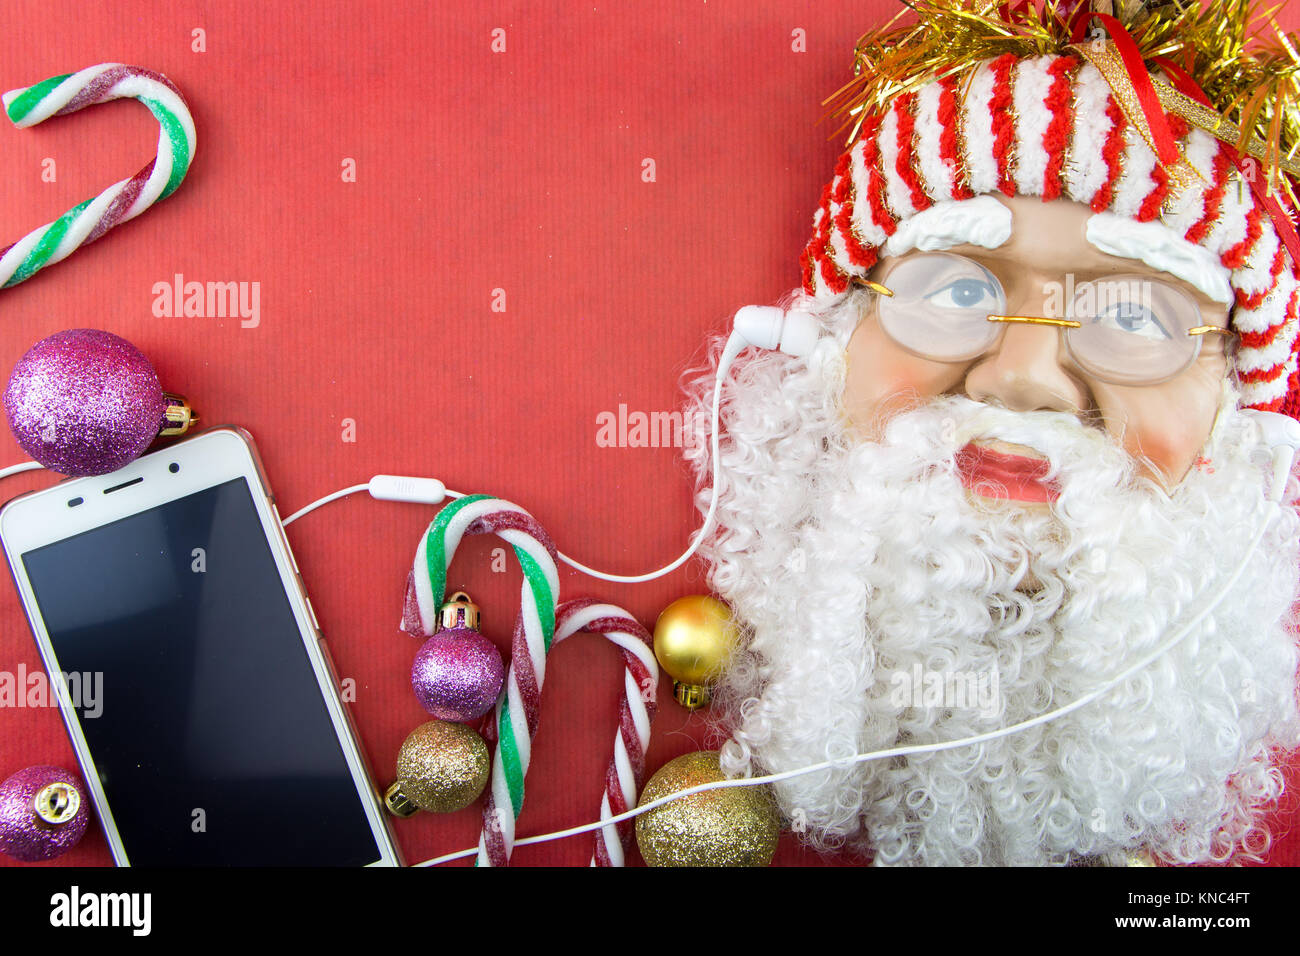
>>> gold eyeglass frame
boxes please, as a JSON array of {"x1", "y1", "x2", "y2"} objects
[
  {"x1": 858, "y1": 278, "x2": 1239, "y2": 386},
  {"x1": 863, "y1": 277, "x2": 1237, "y2": 341}
]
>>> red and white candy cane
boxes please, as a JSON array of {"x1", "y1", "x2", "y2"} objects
[
  {"x1": 551, "y1": 599, "x2": 658, "y2": 867},
  {"x1": 402, "y1": 494, "x2": 658, "y2": 867},
  {"x1": 1, "y1": 64, "x2": 195, "y2": 289}
]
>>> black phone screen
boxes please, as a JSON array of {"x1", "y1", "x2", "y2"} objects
[{"x1": 20, "y1": 476, "x2": 385, "y2": 866}]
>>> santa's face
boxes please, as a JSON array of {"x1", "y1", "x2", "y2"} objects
[
  {"x1": 690, "y1": 194, "x2": 1300, "y2": 865},
  {"x1": 841, "y1": 195, "x2": 1234, "y2": 489}
]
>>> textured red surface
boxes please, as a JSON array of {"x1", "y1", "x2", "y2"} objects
[{"x1": 0, "y1": 0, "x2": 1297, "y2": 868}]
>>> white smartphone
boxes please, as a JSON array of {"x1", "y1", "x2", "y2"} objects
[{"x1": 0, "y1": 426, "x2": 402, "y2": 866}]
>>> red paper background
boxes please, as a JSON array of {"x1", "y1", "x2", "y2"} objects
[{"x1": 0, "y1": 0, "x2": 1297, "y2": 868}]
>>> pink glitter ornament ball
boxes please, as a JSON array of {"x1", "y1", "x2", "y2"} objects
[
  {"x1": 4, "y1": 329, "x2": 174, "y2": 476},
  {"x1": 0, "y1": 765, "x2": 88, "y2": 862},
  {"x1": 412, "y1": 627, "x2": 505, "y2": 722}
]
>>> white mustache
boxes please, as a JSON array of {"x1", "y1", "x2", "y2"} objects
[{"x1": 871, "y1": 396, "x2": 1135, "y2": 491}]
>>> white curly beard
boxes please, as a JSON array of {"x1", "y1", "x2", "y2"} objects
[{"x1": 683, "y1": 289, "x2": 1300, "y2": 866}]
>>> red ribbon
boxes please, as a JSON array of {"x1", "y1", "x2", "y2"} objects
[
  {"x1": 1150, "y1": 60, "x2": 1300, "y2": 271},
  {"x1": 1063, "y1": 0, "x2": 1096, "y2": 43},
  {"x1": 1150, "y1": 56, "x2": 1211, "y2": 106},
  {"x1": 997, "y1": 0, "x2": 1035, "y2": 25},
  {"x1": 1084, "y1": 16, "x2": 1300, "y2": 270},
  {"x1": 1088, "y1": 12, "x2": 1183, "y2": 166}
]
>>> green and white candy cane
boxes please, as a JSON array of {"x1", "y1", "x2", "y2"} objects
[
  {"x1": 403, "y1": 495, "x2": 661, "y2": 867},
  {"x1": 1, "y1": 64, "x2": 195, "y2": 289},
  {"x1": 403, "y1": 493, "x2": 560, "y2": 867}
]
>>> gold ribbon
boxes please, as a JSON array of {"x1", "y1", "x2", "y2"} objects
[
  {"x1": 1152, "y1": 81, "x2": 1300, "y2": 179},
  {"x1": 1070, "y1": 38, "x2": 1300, "y2": 198},
  {"x1": 1069, "y1": 39, "x2": 1204, "y2": 196}
]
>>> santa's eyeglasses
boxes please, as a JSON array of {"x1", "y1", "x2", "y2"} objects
[{"x1": 862, "y1": 252, "x2": 1236, "y2": 387}]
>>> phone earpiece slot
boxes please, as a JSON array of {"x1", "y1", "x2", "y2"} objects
[{"x1": 102, "y1": 476, "x2": 144, "y2": 494}]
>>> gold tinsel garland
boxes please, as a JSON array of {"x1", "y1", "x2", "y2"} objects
[{"x1": 821, "y1": 0, "x2": 1299, "y2": 205}]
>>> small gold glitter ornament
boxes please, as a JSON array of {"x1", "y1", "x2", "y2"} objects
[
  {"x1": 384, "y1": 720, "x2": 489, "y2": 815},
  {"x1": 635, "y1": 750, "x2": 780, "y2": 866},
  {"x1": 652, "y1": 595, "x2": 738, "y2": 710}
]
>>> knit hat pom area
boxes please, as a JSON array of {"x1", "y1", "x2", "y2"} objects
[{"x1": 800, "y1": 0, "x2": 1300, "y2": 417}]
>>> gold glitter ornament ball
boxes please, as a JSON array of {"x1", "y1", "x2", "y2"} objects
[
  {"x1": 635, "y1": 751, "x2": 780, "y2": 867},
  {"x1": 395, "y1": 721, "x2": 490, "y2": 813}
]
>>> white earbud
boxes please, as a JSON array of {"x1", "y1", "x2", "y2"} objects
[
  {"x1": 731, "y1": 305, "x2": 819, "y2": 358},
  {"x1": 1241, "y1": 409, "x2": 1300, "y2": 502}
]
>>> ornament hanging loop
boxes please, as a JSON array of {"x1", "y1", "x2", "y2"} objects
[
  {"x1": 383, "y1": 783, "x2": 419, "y2": 818},
  {"x1": 160, "y1": 393, "x2": 199, "y2": 436},
  {"x1": 438, "y1": 591, "x2": 480, "y2": 632},
  {"x1": 33, "y1": 782, "x2": 79, "y2": 826}
]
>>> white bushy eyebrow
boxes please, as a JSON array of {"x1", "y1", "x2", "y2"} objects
[
  {"x1": 877, "y1": 197, "x2": 1233, "y2": 307},
  {"x1": 882, "y1": 196, "x2": 1013, "y2": 258},
  {"x1": 1085, "y1": 213, "x2": 1233, "y2": 304}
]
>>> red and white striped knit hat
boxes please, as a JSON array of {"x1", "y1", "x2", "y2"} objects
[{"x1": 800, "y1": 50, "x2": 1300, "y2": 417}]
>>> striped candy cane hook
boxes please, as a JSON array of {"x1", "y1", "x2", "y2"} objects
[
  {"x1": 1, "y1": 64, "x2": 196, "y2": 289},
  {"x1": 402, "y1": 495, "x2": 659, "y2": 866},
  {"x1": 402, "y1": 493, "x2": 560, "y2": 867},
  {"x1": 552, "y1": 600, "x2": 658, "y2": 867}
]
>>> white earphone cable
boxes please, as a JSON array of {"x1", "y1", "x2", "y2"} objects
[
  {"x1": 280, "y1": 331, "x2": 745, "y2": 581},
  {"x1": 1, "y1": 318, "x2": 1290, "y2": 864},
  {"x1": 282, "y1": 484, "x2": 468, "y2": 525},
  {"x1": 0, "y1": 450, "x2": 1283, "y2": 865},
  {"x1": 410, "y1": 482, "x2": 1284, "y2": 865},
  {"x1": 280, "y1": 483, "x2": 371, "y2": 525},
  {"x1": 551, "y1": 333, "x2": 740, "y2": 583},
  {"x1": 0, "y1": 460, "x2": 43, "y2": 480}
]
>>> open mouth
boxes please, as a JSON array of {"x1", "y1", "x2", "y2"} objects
[{"x1": 954, "y1": 441, "x2": 1059, "y2": 503}]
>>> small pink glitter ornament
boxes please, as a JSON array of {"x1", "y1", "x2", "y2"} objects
[
  {"x1": 4, "y1": 328, "x2": 197, "y2": 476},
  {"x1": 0, "y1": 765, "x2": 89, "y2": 862},
  {"x1": 411, "y1": 591, "x2": 505, "y2": 722}
]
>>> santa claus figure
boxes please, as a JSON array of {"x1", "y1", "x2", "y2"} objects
[{"x1": 685, "y1": 0, "x2": 1300, "y2": 865}]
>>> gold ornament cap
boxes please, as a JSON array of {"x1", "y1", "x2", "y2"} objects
[
  {"x1": 635, "y1": 750, "x2": 780, "y2": 867},
  {"x1": 673, "y1": 681, "x2": 711, "y2": 709},
  {"x1": 33, "y1": 781, "x2": 80, "y2": 826},
  {"x1": 383, "y1": 783, "x2": 420, "y2": 818},
  {"x1": 438, "y1": 591, "x2": 481, "y2": 632},
  {"x1": 159, "y1": 393, "x2": 198, "y2": 436}
]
